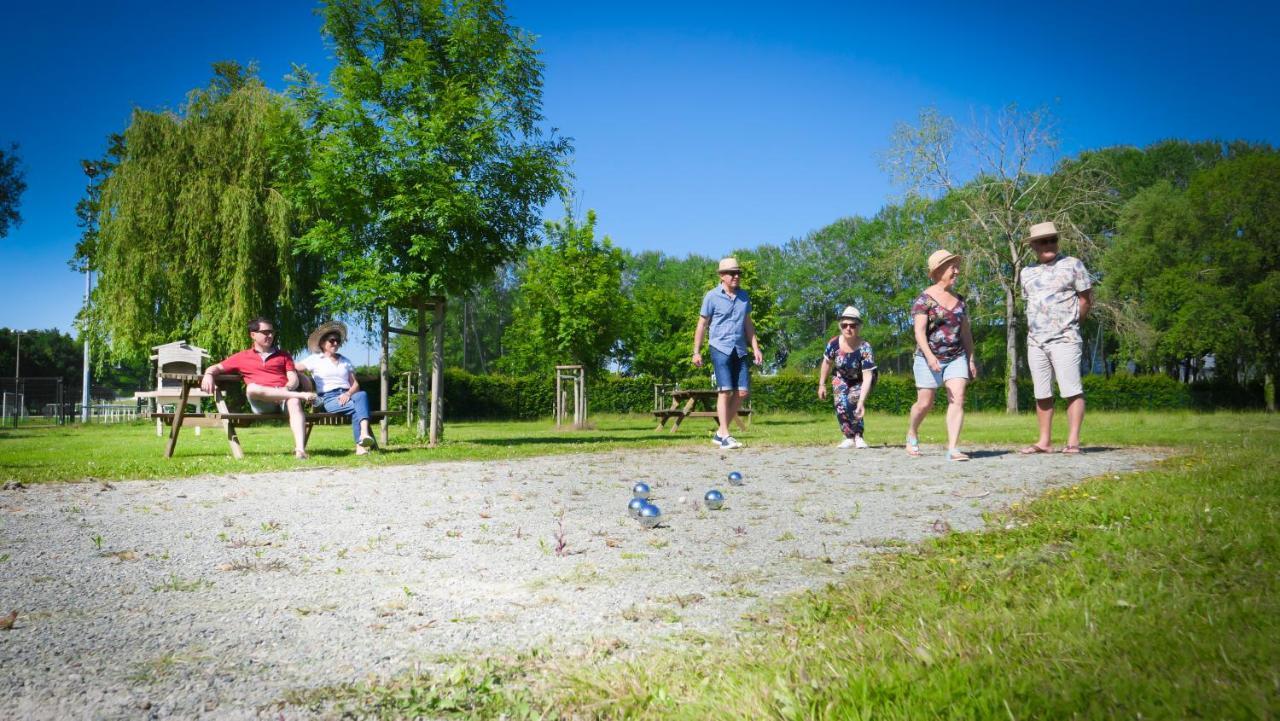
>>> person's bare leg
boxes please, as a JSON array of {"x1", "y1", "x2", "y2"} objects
[
  {"x1": 727, "y1": 391, "x2": 747, "y2": 430},
  {"x1": 285, "y1": 397, "x2": 307, "y2": 457},
  {"x1": 246, "y1": 384, "x2": 316, "y2": 403},
  {"x1": 944, "y1": 378, "x2": 967, "y2": 451},
  {"x1": 908, "y1": 389, "x2": 934, "y2": 439},
  {"x1": 716, "y1": 391, "x2": 732, "y2": 438},
  {"x1": 1034, "y1": 397, "x2": 1055, "y2": 450},
  {"x1": 1064, "y1": 394, "x2": 1085, "y2": 449}
]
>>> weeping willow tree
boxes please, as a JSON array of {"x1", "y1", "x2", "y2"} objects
[{"x1": 76, "y1": 62, "x2": 323, "y2": 361}]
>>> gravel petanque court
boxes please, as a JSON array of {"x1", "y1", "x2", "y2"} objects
[{"x1": 0, "y1": 444, "x2": 1160, "y2": 719}]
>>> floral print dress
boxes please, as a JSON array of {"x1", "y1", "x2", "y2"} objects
[
  {"x1": 824, "y1": 337, "x2": 877, "y2": 438},
  {"x1": 910, "y1": 292, "x2": 968, "y2": 362}
]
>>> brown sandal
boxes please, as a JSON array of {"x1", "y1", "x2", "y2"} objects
[
  {"x1": 1019, "y1": 444, "x2": 1052, "y2": 454},
  {"x1": 1060, "y1": 445, "x2": 1082, "y2": 454}
]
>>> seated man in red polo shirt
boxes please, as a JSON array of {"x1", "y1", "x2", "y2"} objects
[{"x1": 200, "y1": 316, "x2": 317, "y2": 459}]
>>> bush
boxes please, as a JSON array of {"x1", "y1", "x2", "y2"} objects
[{"x1": 379, "y1": 369, "x2": 1264, "y2": 421}]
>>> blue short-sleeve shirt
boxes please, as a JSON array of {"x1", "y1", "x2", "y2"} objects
[{"x1": 700, "y1": 287, "x2": 751, "y2": 357}]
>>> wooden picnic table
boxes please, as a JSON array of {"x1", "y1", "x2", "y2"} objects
[
  {"x1": 158, "y1": 372, "x2": 392, "y2": 459},
  {"x1": 652, "y1": 388, "x2": 751, "y2": 433}
]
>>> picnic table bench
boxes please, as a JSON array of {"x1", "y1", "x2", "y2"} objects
[
  {"x1": 157, "y1": 372, "x2": 393, "y2": 459},
  {"x1": 652, "y1": 388, "x2": 752, "y2": 433}
]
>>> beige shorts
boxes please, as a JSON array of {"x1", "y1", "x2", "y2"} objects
[{"x1": 1027, "y1": 341, "x2": 1083, "y2": 399}]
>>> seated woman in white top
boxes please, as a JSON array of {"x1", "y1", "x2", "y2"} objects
[{"x1": 297, "y1": 321, "x2": 376, "y2": 455}]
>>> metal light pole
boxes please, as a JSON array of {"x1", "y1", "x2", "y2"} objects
[
  {"x1": 81, "y1": 161, "x2": 96, "y2": 424},
  {"x1": 13, "y1": 329, "x2": 21, "y2": 380}
]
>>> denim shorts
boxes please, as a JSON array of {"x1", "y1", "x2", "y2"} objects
[
  {"x1": 709, "y1": 347, "x2": 750, "y2": 392},
  {"x1": 913, "y1": 353, "x2": 970, "y2": 389}
]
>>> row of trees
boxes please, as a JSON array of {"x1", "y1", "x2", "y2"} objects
[{"x1": 64, "y1": 0, "x2": 1277, "y2": 412}]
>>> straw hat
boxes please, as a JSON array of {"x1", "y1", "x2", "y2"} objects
[
  {"x1": 1025, "y1": 221, "x2": 1060, "y2": 244},
  {"x1": 927, "y1": 249, "x2": 961, "y2": 280},
  {"x1": 717, "y1": 257, "x2": 741, "y2": 273},
  {"x1": 307, "y1": 320, "x2": 348, "y2": 354},
  {"x1": 838, "y1": 306, "x2": 862, "y2": 321}
]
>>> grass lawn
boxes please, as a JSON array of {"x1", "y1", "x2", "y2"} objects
[
  {"x1": 0, "y1": 409, "x2": 1269, "y2": 483},
  {"x1": 3, "y1": 411, "x2": 1278, "y2": 719}
]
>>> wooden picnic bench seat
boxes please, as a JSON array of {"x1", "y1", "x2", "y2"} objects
[{"x1": 159, "y1": 372, "x2": 397, "y2": 459}]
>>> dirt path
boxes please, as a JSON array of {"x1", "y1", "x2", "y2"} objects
[{"x1": 0, "y1": 444, "x2": 1160, "y2": 719}]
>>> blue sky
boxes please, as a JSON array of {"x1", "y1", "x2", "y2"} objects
[{"x1": 2, "y1": 0, "x2": 1278, "y2": 349}]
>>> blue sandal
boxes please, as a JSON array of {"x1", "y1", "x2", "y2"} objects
[
  {"x1": 905, "y1": 436, "x2": 921, "y2": 457},
  {"x1": 947, "y1": 448, "x2": 971, "y2": 462}
]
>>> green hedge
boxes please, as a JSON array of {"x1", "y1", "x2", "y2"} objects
[{"x1": 386, "y1": 370, "x2": 1264, "y2": 420}]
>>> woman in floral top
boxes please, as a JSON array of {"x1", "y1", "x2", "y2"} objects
[
  {"x1": 817, "y1": 306, "x2": 877, "y2": 448},
  {"x1": 905, "y1": 249, "x2": 978, "y2": 461}
]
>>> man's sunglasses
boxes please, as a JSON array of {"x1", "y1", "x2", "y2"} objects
[
  {"x1": 253, "y1": 328, "x2": 276, "y2": 335},
  {"x1": 720, "y1": 270, "x2": 741, "y2": 277},
  {"x1": 839, "y1": 322, "x2": 860, "y2": 329},
  {"x1": 323, "y1": 336, "x2": 341, "y2": 345}
]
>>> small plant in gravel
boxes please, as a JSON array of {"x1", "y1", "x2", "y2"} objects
[
  {"x1": 152, "y1": 574, "x2": 213, "y2": 592},
  {"x1": 89, "y1": 533, "x2": 104, "y2": 550},
  {"x1": 553, "y1": 519, "x2": 570, "y2": 556},
  {"x1": 775, "y1": 531, "x2": 797, "y2": 542}
]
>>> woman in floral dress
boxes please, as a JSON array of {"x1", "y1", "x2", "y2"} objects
[
  {"x1": 817, "y1": 306, "x2": 877, "y2": 448},
  {"x1": 906, "y1": 250, "x2": 978, "y2": 461}
]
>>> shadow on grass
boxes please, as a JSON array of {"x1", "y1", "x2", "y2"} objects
[{"x1": 465, "y1": 434, "x2": 687, "y2": 447}]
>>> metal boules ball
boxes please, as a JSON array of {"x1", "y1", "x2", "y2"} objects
[
  {"x1": 727, "y1": 471, "x2": 744, "y2": 486},
  {"x1": 627, "y1": 496, "x2": 646, "y2": 518},
  {"x1": 637, "y1": 502, "x2": 662, "y2": 529},
  {"x1": 704, "y1": 489, "x2": 725, "y2": 510},
  {"x1": 631, "y1": 482, "x2": 651, "y2": 500}
]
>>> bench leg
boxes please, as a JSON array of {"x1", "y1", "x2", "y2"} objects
[
  {"x1": 164, "y1": 383, "x2": 191, "y2": 458},
  {"x1": 225, "y1": 421, "x2": 244, "y2": 460},
  {"x1": 303, "y1": 423, "x2": 313, "y2": 449}
]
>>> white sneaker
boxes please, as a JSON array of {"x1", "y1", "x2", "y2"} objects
[
  {"x1": 721, "y1": 435, "x2": 744, "y2": 449},
  {"x1": 854, "y1": 436, "x2": 869, "y2": 449},
  {"x1": 838, "y1": 438, "x2": 857, "y2": 449}
]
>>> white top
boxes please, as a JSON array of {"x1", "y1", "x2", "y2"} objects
[{"x1": 298, "y1": 353, "x2": 356, "y2": 394}]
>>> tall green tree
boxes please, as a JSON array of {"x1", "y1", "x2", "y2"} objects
[
  {"x1": 0, "y1": 143, "x2": 26, "y2": 238},
  {"x1": 1102, "y1": 153, "x2": 1280, "y2": 408},
  {"x1": 619, "y1": 250, "x2": 714, "y2": 380},
  {"x1": 500, "y1": 209, "x2": 627, "y2": 376},
  {"x1": 290, "y1": 0, "x2": 572, "y2": 315},
  {"x1": 75, "y1": 63, "x2": 322, "y2": 360},
  {"x1": 884, "y1": 105, "x2": 1114, "y2": 411}
]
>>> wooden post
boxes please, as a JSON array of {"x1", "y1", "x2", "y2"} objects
[
  {"x1": 416, "y1": 302, "x2": 429, "y2": 439},
  {"x1": 379, "y1": 308, "x2": 390, "y2": 447},
  {"x1": 430, "y1": 298, "x2": 445, "y2": 446}
]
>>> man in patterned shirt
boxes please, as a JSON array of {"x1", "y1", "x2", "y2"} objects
[{"x1": 1019, "y1": 222, "x2": 1093, "y2": 455}]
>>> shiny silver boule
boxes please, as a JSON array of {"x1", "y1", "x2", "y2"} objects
[
  {"x1": 627, "y1": 496, "x2": 646, "y2": 518},
  {"x1": 631, "y1": 482, "x2": 651, "y2": 500},
  {"x1": 637, "y1": 502, "x2": 662, "y2": 528},
  {"x1": 704, "y1": 489, "x2": 725, "y2": 510},
  {"x1": 727, "y1": 471, "x2": 744, "y2": 486}
]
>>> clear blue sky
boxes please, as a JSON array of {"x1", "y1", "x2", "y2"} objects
[{"x1": 2, "y1": 0, "x2": 1277, "y2": 343}]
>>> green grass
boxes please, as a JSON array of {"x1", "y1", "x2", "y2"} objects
[
  {"x1": 275, "y1": 412, "x2": 1280, "y2": 719},
  {"x1": 0, "y1": 409, "x2": 1269, "y2": 483}
]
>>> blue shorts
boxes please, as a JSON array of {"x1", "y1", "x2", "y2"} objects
[
  {"x1": 710, "y1": 347, "x2": 750, "y2": 392},
  {"x1": 913, "y1": 353, "x2": 970, "y2": 389}
]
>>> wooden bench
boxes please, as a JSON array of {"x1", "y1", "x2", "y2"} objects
[
  {"x1": 159, "y1": 372, "x2": 394, "y2": 459},
  {"x1": 652, "y1": 388, "x2": 752, "y2": 433}
]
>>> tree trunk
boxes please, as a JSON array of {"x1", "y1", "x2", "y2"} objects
[
  {"x1": 1005, "y1": 284, "x2": 1019, "y2": 414},
  {"x1": 430, "y1": 299, "x2": 445, "y2": 446},
  {"x1": 1266, "y1": 370, "x2": 1276, "y2": 413},
  {"x1": 416, "y1": 302, "x2": 429, "y2": 439}
]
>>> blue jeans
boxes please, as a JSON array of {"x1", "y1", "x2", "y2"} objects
[{"x1": 319, "y1": 389, "x2": 371, "y2": 444}]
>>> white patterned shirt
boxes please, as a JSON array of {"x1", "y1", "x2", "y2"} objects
[{"x1": 1020, "y1": 256, "x2": 1092, "y2": 346}]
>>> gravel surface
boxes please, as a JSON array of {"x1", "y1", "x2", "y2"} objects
[{"x1": 0, "y1": 443, "x2": 1160, "y2": 719}]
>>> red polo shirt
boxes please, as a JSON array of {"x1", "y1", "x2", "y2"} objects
[{"x1": 218, "y1": 348, "x2": 296, "y2": 387}]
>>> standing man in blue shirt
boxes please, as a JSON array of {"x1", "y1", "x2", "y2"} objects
[{"x1": 692, "y1": 257, "x2": 764, "y2": 449}]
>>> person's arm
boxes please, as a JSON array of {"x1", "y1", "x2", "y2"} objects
[
  {"x1": 341, "y1": 362, "x2": 359, "y2": 405},
  {"x1": 961, "y1": 316, "x2": 978, "y2": 379},
  {"x1": 743, "y1": 314, "x2": 763, "y2": 365},
  {"x1": 285, "y1": 369, "x2": 300, "y2": 391},
  {"x1": 817, "y1": 356, "x2": 831, "y2": 400},
  {"x1": 200, "y1": 362, "x2": 225, "y2": 394},
  {"x1": 692, "y1": 316, "x2": 709, "y2": 367},
  {"x1": 1078, "y1": 288, "x2": 1094, "y2": 322},
  {"x1": 913, "y1": 313, "x2": 941, "y2": 372}
]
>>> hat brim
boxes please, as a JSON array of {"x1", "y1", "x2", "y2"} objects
[
  {"x1": 307, "y1": 321, "x2": 348, "y2": 354},
  {"x1": 1025, "y1": 230, "x2": 1060, "y2": 244}
]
